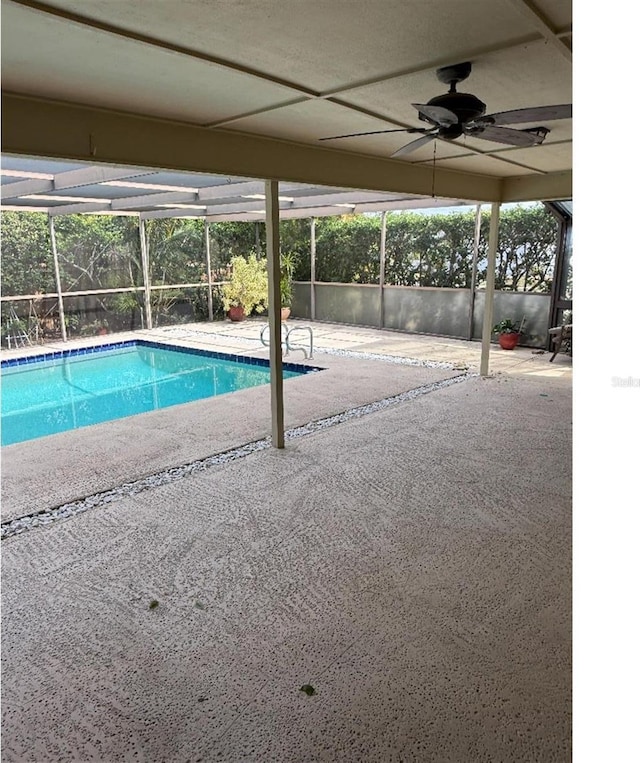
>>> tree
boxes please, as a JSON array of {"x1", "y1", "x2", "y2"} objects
[
  {"x1": 280, "y1": 219, "x2": 311, "y2": 280},
  {"x1": 386, "y1": 212, "x2": 480, "y2": 288},
  {"x1": 1, "y1": 212, "x2": 73, "y2": 340},
  {"x1": 0, "y1": 203, "x2": 559, "y2": 341},
  {"x1": 54, "y1": 214, "x2": 136, "y2": 291},
  {"x1": 0, "y1": 212, "x2": 55, "y2": 296},
  {"x1": 492, "y1": 205, "x2": 557, "y2": 292}
]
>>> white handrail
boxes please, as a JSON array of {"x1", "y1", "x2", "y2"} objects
[{"x1": 260, "y1": 323, "x2": 313, "y2": 359}]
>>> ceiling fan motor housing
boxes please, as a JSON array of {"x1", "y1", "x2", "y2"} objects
[
  {"x1": 427, "y1": 92, "x2": 486, "y2": 124},
  {"x1": 439, "y1": 123, "x2": 464, "y2": 140}
]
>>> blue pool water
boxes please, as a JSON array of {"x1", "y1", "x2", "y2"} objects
[{"x1": 1, "y1": 340, "x2": 316, "y2": 446}]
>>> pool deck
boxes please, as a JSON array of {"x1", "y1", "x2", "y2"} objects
[{"x1": 1, "y1": 319, "x2": 571, "y2": 762}]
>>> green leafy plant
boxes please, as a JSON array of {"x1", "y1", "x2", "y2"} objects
[
  {"x1": 220, "y1": 254, "x2": 268, "y2": 315},
  {"x1": 492, "y1": 318, "x2": 522, "y2": 335},
  {"x1": 279, "y1": 251, "x2": 299, "y2": 307}
]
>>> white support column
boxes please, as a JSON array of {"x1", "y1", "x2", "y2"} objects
[
  {"x1": 379, "y1": 210, "x2": 387, "y2": 328},
  {"x1": 468, "y1": 204, "x2": 482, "y2": 339},
  {"x1": 310, "y1": 217, "x2": 316, "y2": 321},
  {"x1": 204, "y1": 222, "x2": 214, "y2": 321},
  {"x1": 480, "y1": 202, "x2": 500, "y2": 377},
  {"x1": 265, "y1": 179, "x2": 285, "y2": 449},
  {"x1": 48, "y1": 215, "x2": 67, "y2": 342},
  {"x1": 138, "y1": 217, "x2": 153, "y2": 329}
]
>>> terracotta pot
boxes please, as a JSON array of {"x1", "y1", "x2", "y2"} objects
[
  {"x1": 498, "y1": 332, "x2": 520, "y2": 350},
  {"x1": 228, "y1": 306, "x2": 246, "y2": 322},
  {"x1": 281, "y1": 306, "x2": 291, "y2": 321}
]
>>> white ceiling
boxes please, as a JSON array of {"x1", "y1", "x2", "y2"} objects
[{"x1": 1, "y1": 0, "x2": 572, "y2": 202}]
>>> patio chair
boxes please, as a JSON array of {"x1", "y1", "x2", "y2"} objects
[
  {"x1": 548, "y1": 323, "x2": 572, "y2": 362},
  {"x1": 3, "y1": 306, "x2": 33, "y2": 349}
]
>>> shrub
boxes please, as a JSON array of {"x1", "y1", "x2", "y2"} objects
[{"x1": 220, "y1": 254, "x2": 268, "y2": 315}]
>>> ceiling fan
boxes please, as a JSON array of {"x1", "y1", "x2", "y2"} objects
[{"x1": 319, "y1": 61, "x2": 572, "y2": 158}]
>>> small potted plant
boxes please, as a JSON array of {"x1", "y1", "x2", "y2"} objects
[
  {"x1": 493, "y1": 318, "x2": 523, "y2": 350},
  {"x1": 220, "y1": 254, "x2": 268, "y2": 321},
  {"x1": 79, "y1": 318, "x2": 109, "y2": 336},
  {"x1": 279, "y1": 251, "x2": 298, "y2": 321}
]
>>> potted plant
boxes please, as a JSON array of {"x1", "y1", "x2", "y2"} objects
[
  {"x1": 79, "y1": 318, "x2": 109, "y2": 336},
  {"x1": 279, "y1": 251, "x2": 298, "y2": 321},
  {"x1": 220, "y1": 254, "x2": 268, "y2": 321},
  {"x1": 493, "y1": 318, "x2": 523, "y2": 350}
]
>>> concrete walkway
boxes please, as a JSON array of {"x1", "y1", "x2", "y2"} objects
[
  {"x1": 148, "y1": 317, "x2": 573, "y2": 377},
  {"x1": 1, "y1": 320, "x2": 571, "y2": 761}
]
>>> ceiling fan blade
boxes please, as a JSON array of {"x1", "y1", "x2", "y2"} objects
[
  {"x1": 319, "y1": 128, "x2": 411, "y2": 141},
  {"x1": 391, "y1": 132, "x2": 438, "y2": 158},
  {"x1": 465, "y1": 124, "x2": 544, "y2": 147},
  {"x1": 412, "y1": 103, "x2": 458, "y2": 126},
  {"x1": 478, "y1": 104, "x2": 572, "y2": 126}
]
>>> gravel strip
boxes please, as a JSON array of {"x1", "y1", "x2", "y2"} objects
[{"x1": 1, "y1": 371, "x2": 475, "y2": 540}]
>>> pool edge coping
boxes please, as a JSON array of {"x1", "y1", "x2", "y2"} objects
[{"x1": 0, "y1": 338, "x2": 324, "y2": 375}]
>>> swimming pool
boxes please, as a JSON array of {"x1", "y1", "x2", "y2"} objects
[{"x1": 1, "y1": 340, "x2": 319, "y2": 446}]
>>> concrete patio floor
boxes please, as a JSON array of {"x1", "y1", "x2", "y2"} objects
[{"x1": 1, "y1": 319, "x2": 572, "y2": 761}]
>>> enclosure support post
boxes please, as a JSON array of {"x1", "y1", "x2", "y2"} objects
[
  {"x1": 480, "y1": 202, "x2": 500, "y2": 377},
  {"x1": 545, "y1": 203, "x2": 571, "y2": 346},
  {"x1": 310, "y1": 216, "x2": 316, "y2": 321},
  {"x1": 468, "y1": 204, "x2": 482, "y2": 340},
  {"x1": 48, "y1": 215, "x2": 67, "y2": 342},
  {"x1": 204, "y1": 222, "x2": 214, "y2": 321},
  {"x1": 379, "y1": 210, "x2": 387, "y2": 329},
  {"x1": 138, "y1": 217, "x2": 153, "y2": 330},
  {"x1": 265, "y1": 179, "x2": 285, "y2": 449}
]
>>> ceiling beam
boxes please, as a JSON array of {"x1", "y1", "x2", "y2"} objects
[
  {"x1": 204, "y1": 200, "x2": 268, "y2": 214},
  {"x1": 507, "y1": 0, "x2": 571, "y2": 61},
  {"x1": 49, "y1": 201, "x2": 113, "y2": 216},
  {"x1": 197, "y1": 180, "x2": 303, "y2": 201},
  {"x1": 1, "y1": 177, "x2": 54, "y2": 199},
  {"x1": 277, "y1": 205, "x2": 356, "y2": 220},
  {"x1": 197, "y1": 180, "x2": 268, "y2": 199},
  {"x1": 201, "y1": 190, "x2": 413, "y2": 215},
  {"x1": 502, "y1": 170, "x2": 571, "y2": 202},
  {"x1": 2, "y1": 93, "x2": 504, "y2": 202},
  {"x1": 205, "y1": 211, "x2": 267, "y2": 222},
  {"x1": 54, "y1": 165, "x2": 157, "y2": 189},
  {"x1": 139, "y1": 208, "x2": 201, "y2": 220},
  {"x1": 352, "y1": 198, "x2": 475, "y2": 214},
  {"x1": 287, "y1": 190, "x2": 402, "y2": 208},
  {"x1": 112, "y1": 190, "x2": 198, "y2": 210},
  {"x1": 205, "y1": 196, "x2": 475, "y2": 222},
  {"x1": 1, "y1": 204, "x2": 52, "y2": 213},
  {"x1": 1, "y1": 165, "x2": 157, "y2": 200}
]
